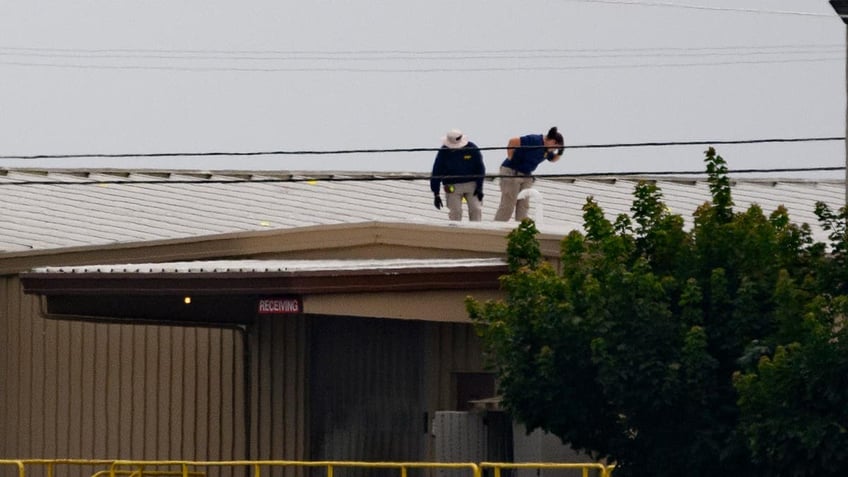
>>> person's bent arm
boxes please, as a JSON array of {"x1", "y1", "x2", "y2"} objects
[{"x1": 506, "y1": 137, "x2": 521, "y2": 160}]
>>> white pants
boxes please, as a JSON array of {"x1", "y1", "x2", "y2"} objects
[
  {"x1": 444, "y1": 181, "x2": 482, "y2": 221},
  {"x1": 494, "y1": 166, "x2": 534, "y2": 221}
]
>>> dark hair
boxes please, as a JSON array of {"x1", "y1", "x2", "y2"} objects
[{"x1": 546, "y1": 126, "x2": 564, "y2": 146}]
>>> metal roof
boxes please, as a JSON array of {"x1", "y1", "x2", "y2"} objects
[{"x1": 0, "y1": 168, "x2": 843, "y2": 253}]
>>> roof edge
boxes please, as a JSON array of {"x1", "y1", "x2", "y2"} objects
[
  {"x1": 0, "y1": 221, "x2": 564, "y2": 276},
  {"x1": 21, "y1": 261, "x2": 509, "y2": 296}
]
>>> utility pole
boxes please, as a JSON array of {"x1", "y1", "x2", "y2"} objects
[{"x1": 829, "y1": 1, "x2": 848, "y2": 205}]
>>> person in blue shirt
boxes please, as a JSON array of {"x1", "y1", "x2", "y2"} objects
[
  {"x1": 430, "y1": 129, "x2": 486, "y2": 221},
  {"x1": 494, "y1": 126, "x2": 564, "y2": 221}
]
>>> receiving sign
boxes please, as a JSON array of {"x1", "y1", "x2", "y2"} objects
[{"x1": 257, "y1": 297, "x2": 303, "y2": 315}]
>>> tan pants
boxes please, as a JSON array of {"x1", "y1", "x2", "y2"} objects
[
  {"x1": 445, "y1": 181, "x2": 482, "y2": 221},
  {"x1": 494, "y1": 166, "x2": 534, "y2": 221}
]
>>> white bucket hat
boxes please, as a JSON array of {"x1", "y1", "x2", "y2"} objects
[{"x1": 442, "y1": 129, "x2": 469, "y2": 149}]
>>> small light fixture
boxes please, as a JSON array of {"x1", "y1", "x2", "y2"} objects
[{"x1": 184, "y1": 296, "x2": 192, "y2": 305}]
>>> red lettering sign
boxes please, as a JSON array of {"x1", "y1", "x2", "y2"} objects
[{"x1": 257, "y1": 297, "x2": 302, "y2": 314}]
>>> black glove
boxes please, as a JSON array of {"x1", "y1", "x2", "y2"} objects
[
  {"x1": 434, "y1": 195, "x2": 443, "y2": 210},
  {"x1": 474, "y1": 188, "x2": 484, "y2": 201}
]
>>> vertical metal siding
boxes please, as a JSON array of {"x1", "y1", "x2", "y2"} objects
[
  {"x1": 0, "y1": 277, "x2": 247, "y2": 464},
  {"x1": 306, "y1": 317, "x2": 488, "y2": 471},
  {"x1": 251, "y1": 314, "x2": 308, "y2": 466},
  {"x1": 430, "y1": 322, "x2": 486, "y2": 410},
  {"x1": 0, "y1": 276, "x2": 486, "y2": 474},
  {"x1": 420, "y1": 321, "x2": 488, "y2": 462},
  {"x1": 308, "y1": 315, "x2": 427, "y2": 477},
  {"x1": 247, "y1": 314, "x2": 308, "y2": 477}
]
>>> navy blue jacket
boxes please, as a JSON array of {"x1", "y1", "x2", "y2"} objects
[{"x1": 430, "y1": 142, "x2": 485, "y2": 194}]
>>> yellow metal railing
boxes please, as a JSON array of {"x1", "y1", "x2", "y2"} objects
[
  {"x1": 21, "y1": 459, "x2": 117, "y2": 477},
  {"x1": 480, "y1": 462, "x2": 612, "y2": 477},
  {"x1": 110, "y1": 461, "x2": 482, "y2": 477},
  {"x1": 92, "y1": 470, "x2": 205, "y2": 477},
  {"x1": 0, "y1": 460, "x2": 616, "y2": 477},
  {"x1": 0, "y1": 460, "x2": 25, "y2": 477}
]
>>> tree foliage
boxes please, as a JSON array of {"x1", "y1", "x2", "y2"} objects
[{"x1": 467, "y1": 147, "x2": 848, "y2": 477}]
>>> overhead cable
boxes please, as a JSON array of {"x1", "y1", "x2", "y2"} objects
[
  {"x1": 0, "y1": 166, "x2": 843, "y2": 187},
  {"x1": 0, "y1": 136, "x2": 842, "y2": 161},
  {"x1": 2, "y1": 40, "x2": 841, "y2": 73},
  {"x1": 1, "y1": 56, "x2": 840, "y2": 73},
  {"x1": 563, "y1": 0, "x2": 834, "y2": 18},
  {"x1": 0, "y1": 44, "x2": 841, "y2": 61},
  {"x1": 2, "y1": 44, "x2": 842, "y2": 55}
]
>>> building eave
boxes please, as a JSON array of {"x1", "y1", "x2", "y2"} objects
[{"x1": 20, "y1": 261, "x2": 509, "y2": 296}]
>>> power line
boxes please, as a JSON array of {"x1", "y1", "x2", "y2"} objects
[
  {"x1": 0, "y1": 136, "x2": 842, "y2": 161},
  {"x1": 1, "y1": 56, "x2": 841, "y2": 73},
  {"x1": 0, "y1": 44, "x2": 841, "y2": 61},
  {"x1": 563, "y1": 0, "x2": 834, "y2": 18},
  {"x1": 0, "y1": 167, "x2": 842, "y2": 187},
  {"x1": 2, "y1": 37, "x2": 842, "y2": 73},
  {"x1": 2, "y1": 44, "x2": 841, "y2": 56},
  {"x1": 568, "y1": 137, "x2": 845, "y2": 149},
  {"x1": 2, "y1": 50, "x2": 841, "y2": 62}
]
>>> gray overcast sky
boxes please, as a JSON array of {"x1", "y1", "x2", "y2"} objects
[{"x1": 1, "y1": 0, "x2": 846, "y2": 178}]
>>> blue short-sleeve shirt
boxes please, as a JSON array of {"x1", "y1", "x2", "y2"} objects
[{"x1": 500, "y1": 134, "x2": 549, "y2": 174}]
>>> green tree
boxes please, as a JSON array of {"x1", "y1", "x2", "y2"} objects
[
  {"x1": 733, "y1": 201, "x2": 848, "y2": 477},
  {"x1": 467, "y1": 148, "x2": 848, "y2": 477}
]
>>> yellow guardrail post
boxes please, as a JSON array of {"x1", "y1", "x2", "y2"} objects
[
  {"x1": 0, "y1": 460, "x2": 25, "y2": 477},
  {"x1": 17, "y1": 458, "x2": 118, "y2": 477}
]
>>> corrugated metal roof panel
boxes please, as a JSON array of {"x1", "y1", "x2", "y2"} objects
[{"x1": 0, "y1": 169, "x2": 842, "y2": 253}]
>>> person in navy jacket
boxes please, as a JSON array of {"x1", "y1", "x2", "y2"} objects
[
  {"x1": 494, "y1": 126, "x2": 564, "y2": 221},
  {"x1": 430, "y1": 129, "x2": 486, "y2": 221}
]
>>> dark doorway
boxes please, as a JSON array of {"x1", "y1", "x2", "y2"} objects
[{"x1": 455, "y1": 372, "x2": 496, "y2": 411}]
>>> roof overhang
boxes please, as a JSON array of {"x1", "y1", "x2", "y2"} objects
[
  {"x1": 21, "y1": 259, "x2": 508, "y2": 295},
  {"x1": 20, "y1": 258, "x2": 509, "y2": 326}
]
